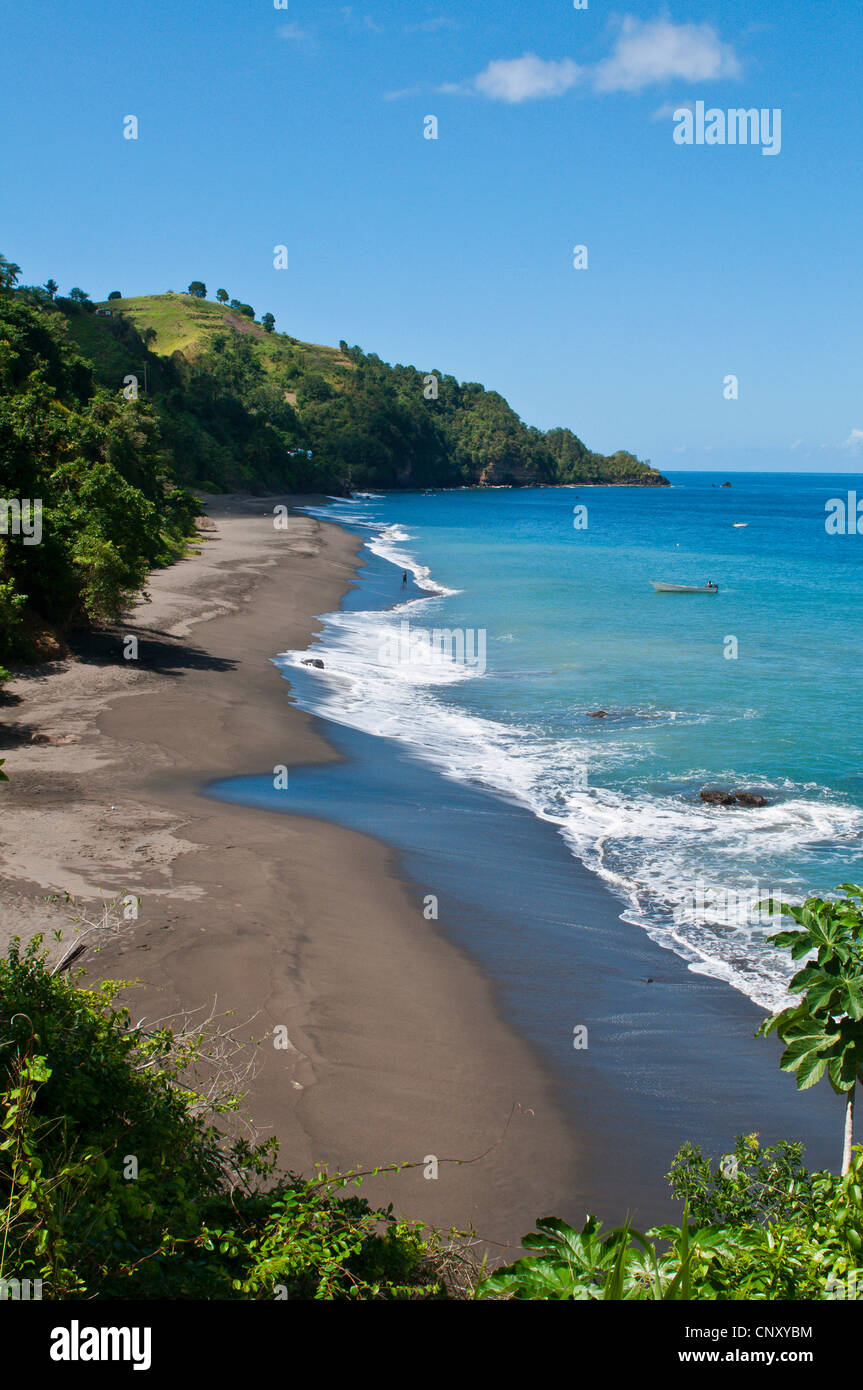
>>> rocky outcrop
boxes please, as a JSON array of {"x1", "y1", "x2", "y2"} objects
[
  {"x1": 700, "y1": 788, "x2": 768, "y2": 807},
  {"x1": 700, "y1": 788, "x2": 736, "y2": 806},
  {"x1": 477, "y1": 459, "x2": 546, "y2": 488}
]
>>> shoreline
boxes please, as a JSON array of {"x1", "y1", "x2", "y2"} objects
[{"x1": 0, "y1": 496, "x2": 582, "y2": 1252}]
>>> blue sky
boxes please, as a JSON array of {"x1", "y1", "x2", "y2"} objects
[{"x1": 2, "y1": 0, "x2": 861, "y2": 472}]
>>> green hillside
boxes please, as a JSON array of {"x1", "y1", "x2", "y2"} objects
[
  {"x1": 93, "y1": 293, "x2": 351, "y2": 381},
  {"x1": 61, "y1": 289, "x2": 668, "y2": 494}
]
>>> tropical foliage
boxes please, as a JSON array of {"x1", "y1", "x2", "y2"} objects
[
  {"x1": 757, "y1": 885, "x2": 863, "y2": 1173},
  {"x1": 477, "y1": 1137, "x2": 863, "y2": 1300},
  {"x1": 0, "y1": 285, "x2": 198, "y2": 659}
]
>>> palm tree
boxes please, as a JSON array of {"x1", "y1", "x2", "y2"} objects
[{"x1": 0, "y1": 255, "x2": 21, "y2": 290}]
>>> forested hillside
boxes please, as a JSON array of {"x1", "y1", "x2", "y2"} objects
[
  {"x1": 63, "y1": 287, "x2": 666, "y2": 493},
  {"x1": 0, "y1": 256, "x2": 667, "y2": 656}
]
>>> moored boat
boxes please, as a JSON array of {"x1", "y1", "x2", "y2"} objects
[{"x1": 650, "y1": 581, "x2": 719, "y2": 593}]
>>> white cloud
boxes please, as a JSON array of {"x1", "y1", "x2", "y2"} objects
[
  {"x1": 593, "y1": 17, "x2": 741, "y2": 93},
  {"x1": 473, "y1": 53, "x2": 582, "y2": 104},
  {"x1": 840, "y1": 428, "x2": 863, "y2": 454},
  {"x1": 407, "y1": 16, "x2": 741, "y2": 107},
  {"x1": 384, "y1": 85, "x2": 422, "y2": 101}
]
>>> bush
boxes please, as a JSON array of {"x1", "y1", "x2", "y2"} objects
[
  {"x1": 0, "y1": 937, "x2": 445, "y2": 1299},
  {"x1": 476, "y1": 1136, "x2": 863, "y2": 1300}
]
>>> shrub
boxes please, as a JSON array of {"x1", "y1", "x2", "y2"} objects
[
  {"x1": 0, "y1": 937, "x2": 445, "y2": 1299},
  {"x1": 477, "y1": 1136, "x2": 863, "y2": 1300}
]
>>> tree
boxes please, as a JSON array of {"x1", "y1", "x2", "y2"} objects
[
  {"x1": 261, "y1": 312, "x2": 275, "y2": 333},
  {"x1": 188, "y1": 281, "x2": 206, "y2": 299},
  {"x1": 107, "y1": 290, "x2": 122, "y2": 300},
  {"x1": 297, "y1": 373, "x2": 333, "y2": 404},
  {"x1": 758, "y1": 885, "x2": 863, "y2": 1174},
  {"x1": 141, "y1": 327, "x2": 157, "y2": 347},
  {"x1": 68, "y1": 288, "x2": 90, "y2": 303},
  {"x1": 44, "y1": 279, "x2": 58, "y2": 300},
  {"x1": 0, "y1": 256, "x2": 22, "y2": 290},
  {"x1": 216, "y1": 288, "x2": 228, "y2": 304}
]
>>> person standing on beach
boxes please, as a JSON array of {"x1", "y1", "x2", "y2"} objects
[{"x1": 402, "y1": 571, "x2": 408, "y2": 588}]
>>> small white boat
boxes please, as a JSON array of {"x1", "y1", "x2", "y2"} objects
[
  {"x1": 651, "y1": 581, "x2": 719, "y2": 594},
  {"x1": 732, "y1": 523, "x2": 748, "y2": 528}
]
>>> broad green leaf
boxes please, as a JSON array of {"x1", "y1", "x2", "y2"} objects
[
  {"x1": 828, "y1": 1052, "x2": 859, "y2": 1092},
  {"x1": 794, "y1": 1050, "x2": 830, "y2": 1089}
]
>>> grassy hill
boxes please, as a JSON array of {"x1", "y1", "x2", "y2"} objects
[{"x1": 95, "y1": 293, "x2": 352, "y2": 381}]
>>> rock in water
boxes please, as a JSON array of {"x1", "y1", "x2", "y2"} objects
[
  {"x1": 302, "y1": 658, "x2": 324, "y2": 669},
  {"x1": 700, "y1": 787, "x2": 769, "y2": 807},
  {"x1": 700, "y1": 788, "x2": 737, "y2": 806},
  {"x1": 587, "y1": 709, "x2": 609, "y2": 719}
]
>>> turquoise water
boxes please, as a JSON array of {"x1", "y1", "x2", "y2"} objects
[{"x1": 284, "y1": 474, "x2": 863, "y2": 1010}]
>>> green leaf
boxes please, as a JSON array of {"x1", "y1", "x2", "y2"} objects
[
  {"x1": 802, "y1": 977, "x2": 843, "y2": 1013},
  {"x1": 794, "y1": 1050, "x2": 829, "y2": 1090},
  {"x1": 770, "y1": 930, "x2": 810, "y2": 950},
  {"x1": 828, "y1": 1052, "x2": 860, "y2": 1092},
  {"x1": 845, "y1": 984, "x2": 863, "y2": 1022}
]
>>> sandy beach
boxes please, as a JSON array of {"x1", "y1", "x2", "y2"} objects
[{"x1": 0, "y1": 496, "x2": 581, "y2": 1254}]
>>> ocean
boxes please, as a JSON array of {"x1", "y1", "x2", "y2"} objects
[{"x1": 282, "y1": 474, "x2": 863, "y2": 1014}]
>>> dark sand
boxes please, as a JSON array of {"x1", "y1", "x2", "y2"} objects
[{"x1": 0, "y1": 498, "x2": 581, "y2": 1255}]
